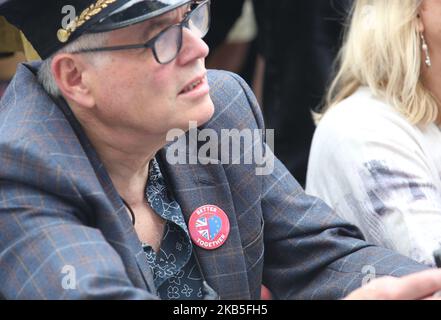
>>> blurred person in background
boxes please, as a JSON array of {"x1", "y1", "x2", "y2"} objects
[
  {"x1": 0, "y1": 15, "x2": 39, "y2": 97},
  {"x1": 205, "y1": 0, "x2": 260, "y2": 94},
  {"x1": 254, "y1": 0, "x2": 352, "y2": 186},
  {"x1": 307, "y1": 0, "x2": 441, "y2": 267},
  {"x1": 206, "y1": 0, "x2": 352, "y2": 186},
  {"x1": 0, "y1": 16, "x2": 23, "y2": 97}
]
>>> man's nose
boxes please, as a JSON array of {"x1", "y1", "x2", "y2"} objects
[{"x1": 176, "y1": 27, "x2": 210, "y2": 65}]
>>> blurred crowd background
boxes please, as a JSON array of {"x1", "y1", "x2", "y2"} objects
[{"x1": 0, "y1": 0, "x2": 352, "y2": 186}]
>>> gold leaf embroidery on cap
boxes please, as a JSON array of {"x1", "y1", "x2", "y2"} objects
[{"x1": 57, "y1": 0, "x2": 117, "y2": 43}]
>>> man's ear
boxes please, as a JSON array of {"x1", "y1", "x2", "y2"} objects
[{"x1": 51, "y1": 53, "x2": 95, "y2": 108}]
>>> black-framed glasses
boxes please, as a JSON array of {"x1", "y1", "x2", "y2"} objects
[{"x1": 73, "y1": 0, "x2": 211, "y2": 64}]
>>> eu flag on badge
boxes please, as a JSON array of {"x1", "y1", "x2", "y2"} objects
[{"x1": 196, "y1": 215, "x2": 222, "y2": 240}]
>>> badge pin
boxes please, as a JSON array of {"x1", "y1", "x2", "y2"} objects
[{"x1": 189, "y1": 205, "x2": 230, "y2": 250}]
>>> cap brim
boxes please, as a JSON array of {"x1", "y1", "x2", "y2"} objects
[{"x1": 88, "y1": 0, "x2": 192, "y2": 33}]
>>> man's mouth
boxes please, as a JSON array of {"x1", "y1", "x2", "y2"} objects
[{"x1": 180, "y1": 75, "x2": 206, "y2": 95}]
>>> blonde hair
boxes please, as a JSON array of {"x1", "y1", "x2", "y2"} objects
[{"x1": 319, "y1": 0, "x2": 439, "y2": 126}]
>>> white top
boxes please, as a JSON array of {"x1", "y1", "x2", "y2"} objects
[{"x1": 306, "y1": 87, "x2": 441, "y2": 266}]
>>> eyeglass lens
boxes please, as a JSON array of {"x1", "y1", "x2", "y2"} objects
[{"x1": 154, "y1": 1, "x2": 210, "y2": 64}]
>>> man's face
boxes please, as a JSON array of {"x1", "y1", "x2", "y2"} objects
[{"x1": 83, "y1": 5, "x2": 215, "y2": 137}]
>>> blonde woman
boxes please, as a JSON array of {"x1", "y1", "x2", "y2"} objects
[{"x1": 306, "y1": 0, "x2": 441, "y2": 266}]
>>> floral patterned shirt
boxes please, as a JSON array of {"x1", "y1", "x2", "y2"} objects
[{"x1": 143, "y1": 157, "x2": 204, "y2": 300}]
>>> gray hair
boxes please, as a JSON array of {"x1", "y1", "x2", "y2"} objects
[{"x1": 38, "y1": 32, "x2": 109, "y2": 97}]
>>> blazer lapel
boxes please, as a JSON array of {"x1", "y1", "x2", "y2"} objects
[
  {"x1": 158, "y1": 149, "x2": 251, "y2": 300},
  {"x1": 92, "y1": 158, "x2": 158, "y2": 296},
  {"x1": 54, "y1": 96, "x2": 157, "y2": 295}
]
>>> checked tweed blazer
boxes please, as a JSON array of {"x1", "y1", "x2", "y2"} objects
[{"x1": 0, "y1": 63, "x2": 427, "y2": 300}]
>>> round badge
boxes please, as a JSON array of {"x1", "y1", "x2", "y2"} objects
[{"x1": 189, "y1": 205, "x2": 230, "y2": 250}]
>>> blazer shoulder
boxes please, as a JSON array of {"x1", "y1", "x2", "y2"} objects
[
  {"x1": 0, "y1": 64, "x2": 99, "y2": 201},
  {"x1": 206, "y1": 70, "x2": 265, "y2": 131}
]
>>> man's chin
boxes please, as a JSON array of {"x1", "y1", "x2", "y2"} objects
[
  {"x1": 184, "y1": 99, "x2": 215, "y2": 127},
  {"x1": 197, "y1": 100, "x2": 215, "y2": 126}
]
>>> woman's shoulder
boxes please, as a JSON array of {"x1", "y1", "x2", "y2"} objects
[
  {"x1": 323, "y1": 87, "x2": 399, "y2": 123},
  {"x1": 317, "y1": 87, "x2": 416, "y2": 141}
]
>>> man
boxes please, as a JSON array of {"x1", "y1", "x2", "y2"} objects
[{"x1": 0, "y1": 0, "x2": 440, "y2": 300}]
